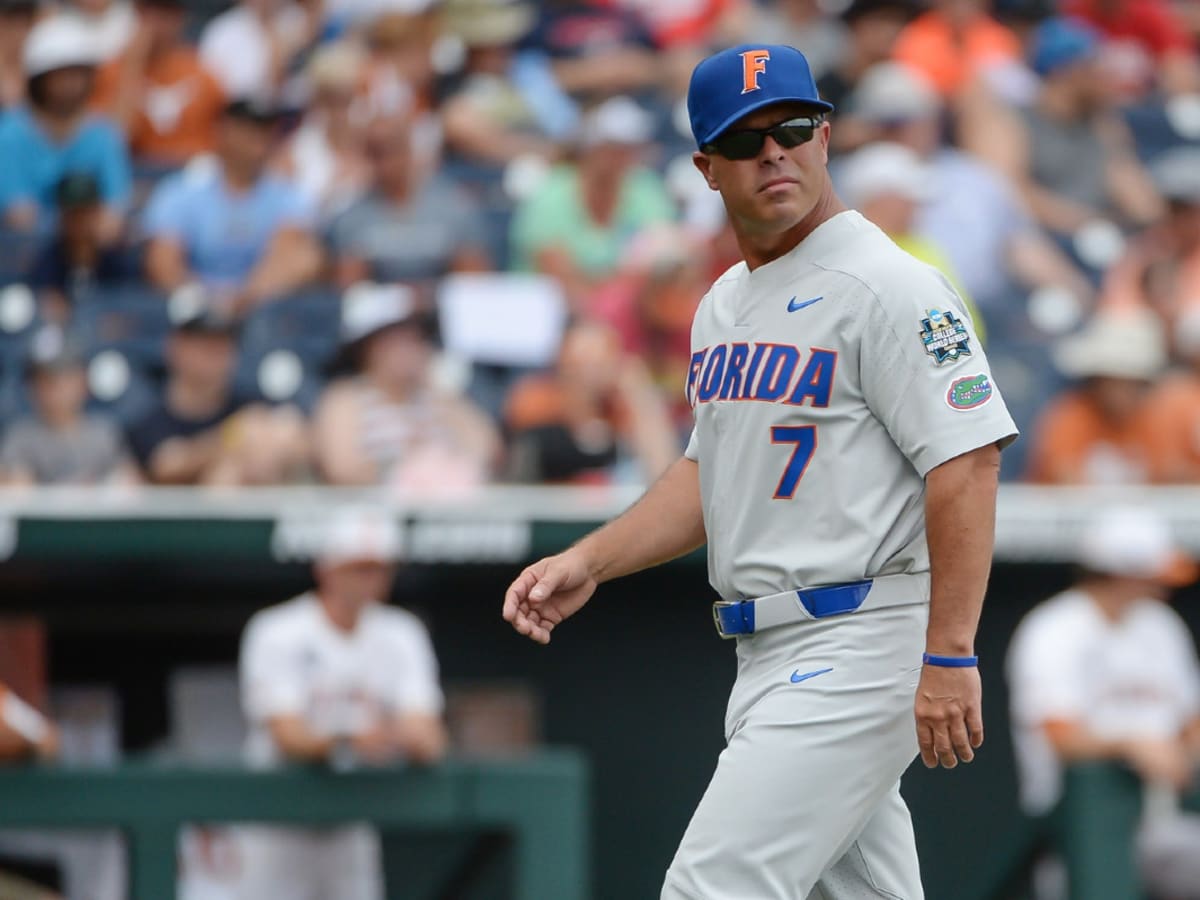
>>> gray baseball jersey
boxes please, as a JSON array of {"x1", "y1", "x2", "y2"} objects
[{"x1": 683, "y1": 210, "x2": 1018, "y2": 602}]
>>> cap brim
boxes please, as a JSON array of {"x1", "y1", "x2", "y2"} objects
[{"x1": 700, "y1": 95, "x2": 833, "y2": 147}]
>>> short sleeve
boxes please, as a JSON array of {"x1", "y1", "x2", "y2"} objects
[
  {"x1": 683, "y1": 426, "x2": 700, "y2": 461},
  {"x1": 94, "y1": 122, "x2": 132, "y2": 210},
  {"x1": 274, "y1": 181, "x2": 316, "y2": 230},
  {"x1": 624, "y1": 169, "x2": 676, "y2": 230},
  {"x1": 509, "y1": 169, "x2": 568, "y2": 270},
  {"x1": 0, "y1": 117, "x2": 31, "y2": 212},
  {"x1": 0, "y1": 424, "x2": 34, "y2": 473},
  {"x1": 325, "y1": 203, "x2": 363, "y2": 258},
  {"x1": 141, "y1": 177, "x2": 187, "y2": 240},
  {"x1": 239, "y1": 615, "x2": 307, "y2": 722},
  {"x1": 389, "y1": 619, "x2": 444, "y2": 716},
  {"x1": 859, "y1": 263, "x2": 1018, "y2": 477},
  {"x1": 1006, "y1": 609, "x2": 1089, "y2": 726},
  {"x1": 1164, "y1": 611, "x2": 1200, "y2": 718}
]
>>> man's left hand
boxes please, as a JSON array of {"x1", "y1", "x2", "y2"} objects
[{"x1": 915, "y1": 664, "x2": 983, "y2": 769}]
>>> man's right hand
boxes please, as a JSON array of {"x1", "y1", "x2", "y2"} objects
[
  {"x1": 502, "y1": 550, "x2": 598, "y2": 645},
  {"x1": 1124, "y1": 738, "x2": 1194, "y2": 789}
]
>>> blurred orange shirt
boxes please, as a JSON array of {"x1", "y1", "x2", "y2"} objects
[
  {"x1": 1142, "y1": 373, "x2": 1200, "y2": 482},
  {"x1": 892, "y1": 11, "x2": 1021, "y2": 96},
  {"x1": 93, "y1": 48, "x2": 225, "y2": 164},
  {"x1": 1025, "y1": 389, "x2": 1164, "y2": 483}
]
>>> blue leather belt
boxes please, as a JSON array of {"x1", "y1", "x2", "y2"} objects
[{"x1": 712, "y1": 579, "x2": 873, "y2": 638}]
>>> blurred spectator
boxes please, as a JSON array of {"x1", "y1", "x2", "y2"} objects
[
  {"x1": 0, "y1": 0, "x2": 37, "y2": 110},
  {"x1": 313, "y1": 283, "x2": 500, "y2": 489},
  {"x1": 198, "y1": 0, "x2": 318, "y2": 102},
  {"x1": 847, "y1": 62, "x2": 1094, "y2": 326},
  {"x1": 1025, "y1": 308, "x2": 1166, "y2": 483},
  {"x1": 742, "y1": 0, "x2": 847, "y2": 81},
  {"x1": 237, "y1": 507, "x2": 446, "y2": 900},
  {"x1": 816, "y1": 0, "x2": 919, "y2": 122},
  {"x1": 1063, "y1": 0, "x2": 1200, "y2": 95},
  {"x1": 440, "y1": 0, "x2": 562, "y2": 165},
  {"x1": 1007, "y1": 506, "x2": 1200, "y2": 899},
  {"x1": 521, "y1": 0, "x2": 662, "y2": 102},
  {"x1": 504, "y1": 320, "x2": 678, "y2": 484},
  {"x1": 53, "y1": 0, "x2": 136, "y2": 63},
  {"x1": 0, "y1": 16, "x2": 131, "y2": 240},
  {"x1": 92, "y1": 0, "x2": 226, "y2": 167},
  {"x1": 1136, "y1": 152, "x2": 1200, "y2": 477},
  {"x1": 891, "y1": 0, "x2": 1023, "y2": 98},
  {"x1": 358, "y1": 0, "x2": 442, "y2": 132},
  {"x1": 995, "y1": 18, "x2": 1163, "y2": 241},
  {"x1": 838, "y1": 141, "x2": 981, "y2": 331},
  {"x1": 510, "y1": 96, "x2": 675, "y2": 310},
  {"x1": 590, "y1": 225, "x2": 708, "y2": 432},
  {"x1": 615, "y1": 0, "x2": 744, "y2": 51},
  {"x1": 0, "y1": 681, "x2": 58, "y2": 762},
  {"x1": 327, "y1": 114, "x2": 491, "y2": 288},
  {"x1": 126, "y1": 302, "x2": 308, "y2": 484},
  {"x1": 278, "y1": 41, "x2": 371, "y2": 222},
  {"x1": 0, "y1": 327, "x2": 138, "y2": 486},
  {"x1": 29, "y1": 174, "x2": 129, "y2": 322},
  {"x1": 1102, "y1": 147, "x2": 1200, "y2": 328},
  {"x1": 1144, "y1": 324, "x2": 1200, "y2": 481},
  {"x1": 142, "y1": 98, "x2": 322, "y2": 312}
]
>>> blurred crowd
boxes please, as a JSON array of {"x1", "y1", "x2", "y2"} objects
[{"x1": 0, "y1": 0, "x2": 1199, "y2": 489}]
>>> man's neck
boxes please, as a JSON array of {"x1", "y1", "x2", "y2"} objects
[
  {"x1": 738, "y1": 188, "x2": 846, "y2": 271},
  {"x1": 316, "y1": 591, "x2": 360, "y2": 633},
  {"x1": 33, "y1": 108, "x2": 81, "y2": 143},
  {"x1": 221, "y1": 160, "x2": 261, "y2": 193},
  {"x1": 166, "y1": 377, "x2": 228, "y2": 419},
  {"x1": 1037, "y1": 84, "x2": 1084, "y2": 122},
  {"x1": 1081, "y1": 580, "x2": 1139, "y2": 622},
  {"x1": 41, "y1": 409, "x2": 80, "y2": 432}
]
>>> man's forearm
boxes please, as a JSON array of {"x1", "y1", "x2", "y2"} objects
[
  {"x1": 268, "y1": 717, "x2": 334, "y2": 762},
  {"x1": 576, "y1": 456, "x2": 706, "y2": 584},
  {"x1": 243, "y1": 233, "x2": 323, "y2": 305},
  {"x1": 924, "y1": 443, "x2": 1001, "y2": 655}
]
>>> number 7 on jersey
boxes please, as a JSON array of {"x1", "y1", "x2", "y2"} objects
[{"x1": 770, "y1": 425, "x2": 817, "y2": 499}]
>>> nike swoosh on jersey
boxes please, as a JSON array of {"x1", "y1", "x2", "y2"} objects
[
  {"x1": 789, "y1": 667, "x2": 834, "y2": 684},
  {"x1": 787, "y1": 296, "x2": 824, "y2": 312}
]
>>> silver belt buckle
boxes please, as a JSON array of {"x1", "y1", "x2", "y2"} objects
[{"x1": 712, "y1": 600, "x2": 738, "y2": 640}]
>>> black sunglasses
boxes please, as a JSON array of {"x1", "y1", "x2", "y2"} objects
[{"x1": 702, "y1": 116, "x2": 823, "y2": 160}]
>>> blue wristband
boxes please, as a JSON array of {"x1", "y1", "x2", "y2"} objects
[{"x1": 923, "y1": 653, "x2": 978, "y2": 668}]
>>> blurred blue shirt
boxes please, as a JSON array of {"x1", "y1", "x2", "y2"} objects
[
  {"x1": 142, "y1": 158, "x2": 315, "y2": 288},
  {"x1": 0, "y1": 107, "x2": 131, "y2": 230}
]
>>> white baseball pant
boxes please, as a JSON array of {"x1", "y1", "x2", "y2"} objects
[{"x1": 662, "y1": 597, "x2": 929, "y2": 900}]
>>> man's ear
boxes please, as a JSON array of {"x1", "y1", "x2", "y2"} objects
[
  {"x1": 819, "y1": 120, "x2": 831, "y2": 165},
  {"x1": 693, "y1": 151, "x2": 720, "y2": 191}
]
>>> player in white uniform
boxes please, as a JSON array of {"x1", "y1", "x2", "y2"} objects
[
  {"x1": 237, "y1": 508, "x2": 447, "y2": 900},
  {"x1": 1007, "y1": 506, "x2": 1200, "y2": 899},
  {"x1": 504, "y1": 43, "x2": 1019, "y2": 899}
]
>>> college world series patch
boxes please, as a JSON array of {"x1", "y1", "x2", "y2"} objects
[
  {"x1": 946, "y1": 373, "x2": 993, "y2": 410},
  {"x1": 920, "y1": 309, "x2": 972, "y2": 365}
]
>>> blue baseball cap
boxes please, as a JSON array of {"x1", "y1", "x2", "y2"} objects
[
  {"x1": 687, "y1": 44, "x2": 834, "y2": 149},
  {"x1": 1029, "y1": 17, "x2": 1100, "y2": 77}
]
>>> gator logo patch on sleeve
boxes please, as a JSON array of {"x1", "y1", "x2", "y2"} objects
[
  {"x1": 946, "y1": 373, "x2": 993, "y2": 410},
  {"x1": 920, "y1": 309, "x2": 972, "y2": 365}
]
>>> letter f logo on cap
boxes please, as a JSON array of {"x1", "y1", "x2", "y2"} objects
[{"x1": 741, "y1": 49, "x2": 770, "y2": 94}]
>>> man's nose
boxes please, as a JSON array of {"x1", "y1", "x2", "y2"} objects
[{"x1": 759, "y1": 134, "x2": 787, "y2": 161}]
